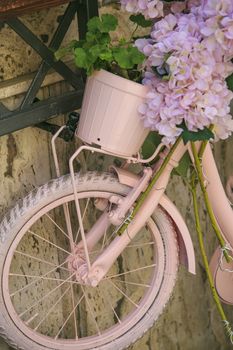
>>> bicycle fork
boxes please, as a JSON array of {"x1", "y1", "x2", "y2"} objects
[{"x1": 75, "y1": 141, "x2": 187, "y2": 287}]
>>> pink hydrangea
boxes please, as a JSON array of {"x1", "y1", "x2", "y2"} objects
[
  {"x1": 190, "y1": 0, "x2": 233, "y2": 57},
  {"x1": 200, "y1": 15, "x2": 233, "y2": 57},
  {"x1": 134, "y1": 0, "x2": 233, "y2": 144},
  {"x1": 139, "y1": 73, "x2": 233, "y2": 144},
  {"x1": 120, "y1": 0, "x2": 163, "y2": 19},
  {"x1": 201, "y1": 0, "x2": 233, "y2": 18},
  {"x1": 171, "y1": 0, "x2": 201, "y2": 14}
]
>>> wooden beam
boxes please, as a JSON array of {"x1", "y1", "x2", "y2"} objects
[
  {"x1": 0, "y1": 0, "x2": 74, "y2": 20},
  {"x1": 0, "y1": 90, "x2": 84, "y2": 136}
]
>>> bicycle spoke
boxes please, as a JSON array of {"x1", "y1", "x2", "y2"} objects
[
  {"x1": 62, "y1": 203, "x2": 75, "y2": 249},
  {"x1": 45, "y1": 213, "x2": 71, "y2": 241},
  {"x1": 25, "y1": 313, "x2": 39, "y2": 325},
  {"x1": 113, "y1": 279, "x2": 150, "y2": 288},
  {"x1": 81, "y1": 285, "x2": 101, "y2": 335},
  {"x1": 28, "y1": 230, "x2": 73, "y2": 256},
  {"x1": 104, "y1": 291, "x2": 121, "y2": 324},
  {"x1": 14, "y1": 250, "x2": 69, "y2": 271},
  {"x1": 55, "y1": 293, "x2": 85, "y2": 339},
  {"x1": 102, "y1": 229, "x2": 116, "y2": 249},
  {"x1": 34, "y1": 285, "x2": 71, "y2": 331},
  {"x1": 75, "y1": 198, "x2": 90, "y2": 244},
  {"x1": 70, "y1": 285, "x2": 78, "y2": 339},
  {"x1": 19, "y1": 272, "x2": 76, "y2": 318},
  {"x1": 108, "y1": 280, "x2": 139, "y2": 308},
  {"x1": 104, "y1": 264, "x2": 156, "y2": 280},
  {"x1": 9, "y1": 273, "x2": 79, "y2": 284},
  {"x1": 10, "y1": 260, "x2": 69, "y2": 297},
  {"x1": 101, "y1": 226, "x2": 108, "y2": 251},
  {"x1": 2, "y1": 180, "x2": 167, "y2": 346}
]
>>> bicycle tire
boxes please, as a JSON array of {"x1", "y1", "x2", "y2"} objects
[{"x1": 0, "y1": 171, "x2": 178, "y2": 350}]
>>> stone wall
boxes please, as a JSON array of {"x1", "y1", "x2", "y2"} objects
[{"x1": 0, "y1": 2, "x2": 233, "y2": 350}]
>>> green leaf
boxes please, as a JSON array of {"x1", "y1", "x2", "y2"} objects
[
  {"x1": 87, "y1": 17, "x2": 102, "y2": 32},
  {"x1": 55, "y1": 40, "x2": 82, "y2": 60},
  {"x1": 89, "y1": 45, "x2": 102, "y2": 59},
  {"x1": 101, "y1": 14, "x2": 118, "y2": 33},
  {"x1": 119, "y1": 38, "x2": 127, "y2": 45},
  {"x1": 74, "y1": 48, "x2": 88, "y2": 69},
  {"x1": 129, "y1": 14, "x2": 153, "y2": 28},
  {"x1": 87, "y1": 15, "x2": 118, "y2": 33},
  {"x1": 141, "y1": 132, "x2": 162, "y2": 160},
  {"x1": 226, "y1": 73, "x2": 233, "y2": 92},
  {"x1": 113, "y1": 46, "x2": 145, "y2": 69},
  {"x1": 130, "y1": 47, "x2": 145, "y2": 64},
  {"x1": 173, "y1": 151, "x2": 191, "y2": 178},
  {"x1": 84, "y1": 33, "x2": 110, "y2": 52},
  {"x1": 89, "y1": 44, "x2": 113, "y2": 62},
  {"x1": 181, "y1": 126, "x2": 214, "y2": 145},
  {"x1": 86, "y1": 65, "x2": 94, "y2": 76},
  {"x1": 99, "y1": 47, "x2": 113, "y2": 61},
  {"x1": 54, "y1": 47, "x2": 71, "y2": 61},
  {"x1": 85, "y1": 31, "x2": 97, "y2": 44},
  {"x1": 93, "y1": 58, "x2": 109, "y2": 71},
  {"x1": 98, "y1": 32, "x2": 111, "y2": 45},
  {"x1": 113, "y1": 47, "x2": 131, "y2": 69}
]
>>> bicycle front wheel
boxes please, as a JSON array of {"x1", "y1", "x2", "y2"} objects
[{"x1": 0, "y1": 172, "x2": 178, "y2": 350}]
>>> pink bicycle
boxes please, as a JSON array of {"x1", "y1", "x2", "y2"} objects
[{"x1": 0, "y1": 71, "x2": 232, "y2": 350}]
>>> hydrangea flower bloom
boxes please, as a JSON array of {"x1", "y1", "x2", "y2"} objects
[
  {"x1": 121, "y1": 0, "x2": 233, "y2": 144},
  {"x1": 120, "y1": 0, "x2": 163, "y2": 19}
]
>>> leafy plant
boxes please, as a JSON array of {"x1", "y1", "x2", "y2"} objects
[
  {"x1": 129, "y1": 14, "x2": 153, "y2": 28},
  {"x1": 141, "y1": 132, "x2": 161, "y2": 161},
  {"x1": 173, "y1": 152, "x2": 191, "y2": 178},
  {"x1": 55, "y1": 13, "x2": 146, "y2": 80},
  {"x1": 226, "y1": 72, "x2": 233, "y2": 92},
  {"x1": 181, "y1": 123, "x2": 214, "y2": 144}
]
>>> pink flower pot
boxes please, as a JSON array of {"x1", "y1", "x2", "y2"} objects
[{"x1": 76, "y1": 69, "x2": 149, "y2": 157}]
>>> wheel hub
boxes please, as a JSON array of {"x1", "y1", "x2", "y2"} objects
[{"x1": 66, "y1": 245, "x2": 88, "y2": 284}]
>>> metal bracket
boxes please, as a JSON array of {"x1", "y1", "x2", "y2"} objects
[{"x1": 37, "y1": 111, "x2": 80, "y2": 142}]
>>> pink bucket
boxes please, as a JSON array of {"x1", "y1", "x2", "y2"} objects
[{"x1": 76, "y1": 70, "x2": 149, "y2": 157}]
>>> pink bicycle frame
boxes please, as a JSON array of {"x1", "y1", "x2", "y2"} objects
[
  {"x1": 85, "y1": 142, "x2": 233, "y2": 286},
  {"x1": 52, "y1": 126, "x2": 233, "y2": 289},
  {"x1": 201, "y1": 143, "x2": 233, "y2": 247},
  {"x1": 68, "y1": 140, "x2": 190, "y2": 285}
]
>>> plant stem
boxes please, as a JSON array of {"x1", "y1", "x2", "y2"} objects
[
  {"x1": 117, "y1": 136, "x2": 182, "y2": 235},
  {"x1": 130, "y1": 24, "x2": 139, "y2": 41},
  {"x1": 191, "y1": 180, "x2": 229, "y2": 324},
  {"x1": 190, "y1": 142, "x2": 230, "y2": 262},
  {"x1": 120, "y1": 68, "x2": 129, "y2": 79},
  {"x1": 198, "y1": 125, "x2": 214, "y2": 158}
]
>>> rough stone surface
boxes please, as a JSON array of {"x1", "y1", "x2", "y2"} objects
[{"x1": 0, "y1": 2, "x2": 233, "y2": 350}]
